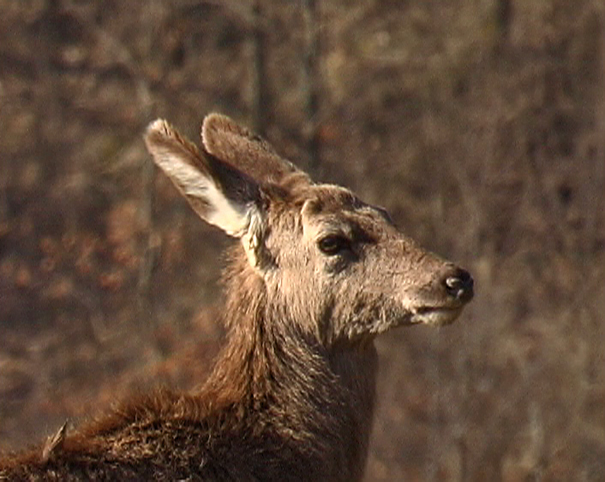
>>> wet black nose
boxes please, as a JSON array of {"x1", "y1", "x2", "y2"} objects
[{"x1": 444, "y1": 268, "x2": 474, "y2": 303}]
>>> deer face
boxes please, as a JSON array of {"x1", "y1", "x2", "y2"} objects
[
  {"x1": 144, "y1": 114, "x2": 473, "y2": 348},
  {"x1": 258, "y1": 184, "x2": 473, "y2": 345}
]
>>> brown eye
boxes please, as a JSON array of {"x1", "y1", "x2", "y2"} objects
[{"x1": 318, "y1": 235, "x2": 351, "y2": 256}]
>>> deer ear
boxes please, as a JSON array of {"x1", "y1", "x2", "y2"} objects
[
  {"x1": 144, "y1": 119, "x2": 262, "y2": 240},
  {"x1": 201, "y1": 113, "x2": 309, "y2": 185}
]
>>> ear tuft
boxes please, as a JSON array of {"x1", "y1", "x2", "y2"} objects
[
  {"x1": 147, "y1": 118, "x2": 171, "y2": 137},
  {"x1": 145, "y1": 119, "x2": 205, "y2": 172}
]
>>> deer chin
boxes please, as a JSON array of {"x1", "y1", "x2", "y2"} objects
[{"x1": 409, "y1": 305, "x2": 464, "y2": 326}]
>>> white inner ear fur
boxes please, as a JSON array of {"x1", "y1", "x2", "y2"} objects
[
  {"x1": 241, "y1": 206, "x2": 268, "y2": 270},
  {"x1": 153, "y1": 143, "x2": 268, "y2": 270},
  {"x1": 154, "y1": 149, "x2": 250, "y2": 237}
]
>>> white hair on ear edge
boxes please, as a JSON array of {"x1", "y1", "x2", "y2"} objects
[{"x1": 146, "y1": 119, "x2": 251, "y2": 237}]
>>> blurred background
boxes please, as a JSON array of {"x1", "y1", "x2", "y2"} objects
[{"x1": 1, "y1": 1, "x2": 604, "y2": 480}]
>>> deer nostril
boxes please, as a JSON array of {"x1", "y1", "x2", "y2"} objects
[{"x1": 444, "y1": 269, "x2": 474, "y2": 303}]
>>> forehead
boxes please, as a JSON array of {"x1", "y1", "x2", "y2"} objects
[
  {"x1": 295, "y1": 184, "x2": 393, "y2": 231},
  {"x1": 299, "y1": 184, "x2": 361, "y2": 213}
]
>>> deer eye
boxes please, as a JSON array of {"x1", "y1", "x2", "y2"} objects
[{"x1": 317, "y1": 234, "x2": 351, "y2": 256}]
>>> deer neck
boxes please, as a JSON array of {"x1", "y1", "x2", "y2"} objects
[{"x1": 201, "y1": 258, "x2": 378, "y2": 477}]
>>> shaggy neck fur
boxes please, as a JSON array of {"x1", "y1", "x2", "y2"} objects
[{"x1": 200, "y1": 248, "x2": 379, "y2": 480}]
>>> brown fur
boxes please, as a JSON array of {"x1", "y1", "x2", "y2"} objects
[{"x1": 0, "y1": 114, "x2": 473, "y2": 481}]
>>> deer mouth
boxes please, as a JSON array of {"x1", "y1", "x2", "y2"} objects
[{"x1": 409, "y1": 305, "x2": 464, "y2": 326}]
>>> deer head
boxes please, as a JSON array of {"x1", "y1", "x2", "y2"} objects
[{"x1": 144, "y1": 114, "x2": 473, "y2": 347}]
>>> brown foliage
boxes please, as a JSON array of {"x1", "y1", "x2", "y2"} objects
[{"x1": 1, "y1": 0, "x2": 604, "y2": 480}]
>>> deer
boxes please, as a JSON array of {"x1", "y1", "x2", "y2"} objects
[{"x1": 0, "y1": 113, "x2": 473, "y2": 481}]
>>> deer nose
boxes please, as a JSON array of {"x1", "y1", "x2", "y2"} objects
[{"x1": 444, "y1": 268, "x2": 474, "y2": 303}]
